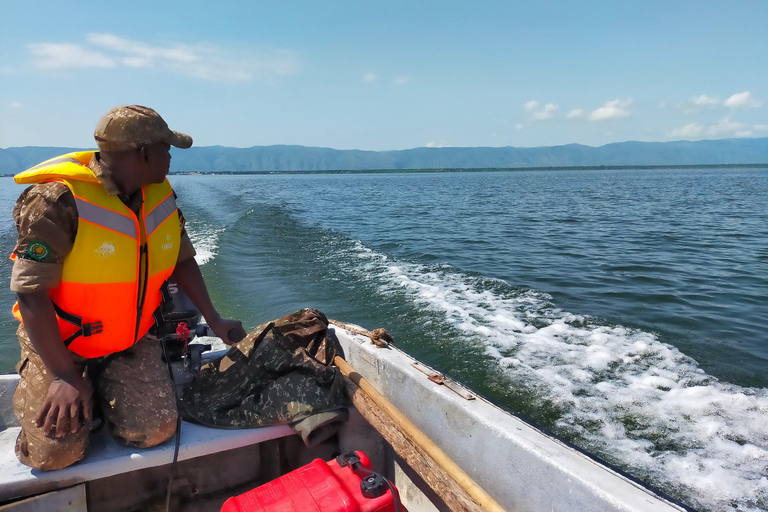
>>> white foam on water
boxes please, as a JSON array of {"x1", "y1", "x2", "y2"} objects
[
  {"x1": 344, "y1": 241, "x2": 768, "y2": 512},
  {"x1": 186, "y1": 224, "x2": 224, "y2": 266}
]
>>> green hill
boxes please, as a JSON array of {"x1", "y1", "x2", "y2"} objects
[{"x1": 2, "y1": 138, "x2": 766, "y2": 174}]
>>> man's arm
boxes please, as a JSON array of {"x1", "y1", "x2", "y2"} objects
[
  {"x1": 12, "y1": 183, "x2": 89, "y2": 437},
  {"x1": 16, "y1": 291, "x2": 90, "y2": 437},
  {"x1": 171, "y1": 257, "x2": 246, "y2": 344}
]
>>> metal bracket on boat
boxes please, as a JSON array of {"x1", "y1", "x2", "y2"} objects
[{"x1": 411, "y1": 362, "x2": 476, "y2": 401}]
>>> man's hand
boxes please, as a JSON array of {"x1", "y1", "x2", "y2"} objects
[
  {"x1": 16, "y1": 290, "x2": 92, "y2": 437},
  {"x1": 36, "y1": 375, "x2": 91, "y2": 438},
  {"x1": 207, "y1": 317, "x2": 247, "y2": 345},
  {"x1": 171, "y1": 258, "x2": 247, "y2": 345}
]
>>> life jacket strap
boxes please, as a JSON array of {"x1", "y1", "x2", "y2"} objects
[
  {"x1": 152, "y1": 306, "x2": 166, "y2": 334},
  {"x1": 159, "y1": 280, "x2": 173, "y2": 306},
  {"x1": 151, "y1": 280, "x2": 176, "y2": 337},
  {"x1": 52, "y1": 301, "x2": 104, "y2": 347}
]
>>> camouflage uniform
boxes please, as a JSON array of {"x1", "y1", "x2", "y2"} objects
[
  {"x1": 10, "y1": 153, "x2": 195, "y2": 470},
  {"x1": 180, "y1": 309, "x2": 347, "y2": 439}
]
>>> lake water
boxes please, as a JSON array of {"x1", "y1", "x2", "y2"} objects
[{"x1": 1, "y1": 168, "x2": 766, "y2": 511}]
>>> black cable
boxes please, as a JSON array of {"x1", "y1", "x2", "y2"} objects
[
  {"x1": 356, "y1": 466, "x2": 401, "y2": 512},
  {"x1": 160, "y1": 336, "x2": 182, "y2": 512}
]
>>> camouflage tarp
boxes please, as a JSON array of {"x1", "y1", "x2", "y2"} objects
[{"x1": 178, "y1": 309, "x2": 347, "y2": 432}]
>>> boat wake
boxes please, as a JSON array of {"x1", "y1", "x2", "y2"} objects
[
  {"x1": 335, "y1": 240, "x2": 768, "y2": 512},
  {"x1": 174, "y1": 190, "x2": 767, "y2": 512},
  {"x1": 186, "y1": 221, "x2": 224, "y2": 266}
]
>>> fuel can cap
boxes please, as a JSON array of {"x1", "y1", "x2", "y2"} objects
[{"x1": 360, "y1": 474, "x2": 388, "y2": 499}]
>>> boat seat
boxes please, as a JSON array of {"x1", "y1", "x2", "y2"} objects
[{"x1": 0, "y1": 374, "x2": 295, "y2": 503}]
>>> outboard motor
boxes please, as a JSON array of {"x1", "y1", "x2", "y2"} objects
[
  {"x1": 158, "y1": 278, "x2": 211, "y2": 373},
  {"x1": 164, "y1": 278, "x2": 203, "y2": 335}
]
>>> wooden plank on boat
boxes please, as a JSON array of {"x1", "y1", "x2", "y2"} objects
[
  {"x1": 0, "y1": 485, "x2": 86, "y2": 512},
  {"x1": 338, "y1": 357, "x2": 505, "y2": 512}
]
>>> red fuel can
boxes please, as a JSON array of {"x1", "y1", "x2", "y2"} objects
[{"x1": 221, "y1": 451, "x2": 400, "y2": 512}]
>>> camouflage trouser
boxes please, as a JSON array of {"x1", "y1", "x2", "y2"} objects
[{"x1": 13, "y1": 325, "x2": 178, "y2": 470}]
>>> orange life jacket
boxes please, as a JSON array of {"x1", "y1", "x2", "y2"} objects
[{"x1": 12, "y1": 151, "x2": 181, "y2": 358}]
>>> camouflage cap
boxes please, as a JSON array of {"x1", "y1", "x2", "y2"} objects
[{"x1": 94, "y1": 105, "x2": 193, "y2": 152}]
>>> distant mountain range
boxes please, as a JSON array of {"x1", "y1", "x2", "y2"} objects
[{"x1": 2, "y1": 138, "x2": 767, "y2": 174}]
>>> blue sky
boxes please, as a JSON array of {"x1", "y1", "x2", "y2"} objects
[{"x1": 1, "y1": 1, "x2": 766, "y2": 151}]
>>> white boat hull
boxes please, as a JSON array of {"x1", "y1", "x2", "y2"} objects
[{"x1": 0, "y1": 325, "x2": 687, "y2": 511}]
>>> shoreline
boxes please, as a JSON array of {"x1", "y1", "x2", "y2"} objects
[
  {"x1": 165, "y1": 163, "x2": 768, "y2": 176},
  {"x1": 4, "y1": 163, "x2": 758, "y2": 177}
]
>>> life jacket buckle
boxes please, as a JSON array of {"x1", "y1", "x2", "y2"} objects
[{"x1": 82, "y1": 321, "x2": 104, "y2": 337}]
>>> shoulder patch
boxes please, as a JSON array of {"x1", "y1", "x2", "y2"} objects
[{"x1": 26, "y1": 241, "x2": 52, "y2": 261}]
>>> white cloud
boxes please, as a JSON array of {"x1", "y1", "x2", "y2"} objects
[
  {"x1": 27, "y1": 34, "x2": 299, "y2": 83},
  {"x1": 566, "y1": 108, "x2": 585, "y2": 120},
  {"x1": 28, "y1": 43, "x2": 115, "y2": 69},
  {"x1": 515, "y1": 123, "x2": 525, "y2": 130},
  {"x1": 532, "y1": 103, "x2": 558, "y2": 120},
  {"x1": 523, "y1": 100, "x2": 539, "y2": 111},
  {"x1": 361, "y1": 73, "x2": 410, "y2": 86},
  {"x1": 425, "y1": 140, "x2": 449, "y2": 148},
  {"x1": 668, "y1": 123, "x2": 704, "y2": 138},
  {"x1": 708, "y1": 118, "x2": 746, "y2": 135},
  {"x1": 521, "y1": 100, "x2": 558, "y2": 122},
  {"x1": 86, "y1": 33, "x2": 198, "y2": 67},
  {"x1": 668, "y1": 118, "x2": 768, "y2": 139},
  {"x1": 692, "y1": 94, "x2": 719, "y2": 106},
  {"x1": 724, "y1": 91, "x2": 763, "y2": 109},
  {"x1": 589, "y1": 98, "x2": 633, "y2": 121},
  {"x1": 10, "y1": 102, "x2": 23, "y2": 108}
]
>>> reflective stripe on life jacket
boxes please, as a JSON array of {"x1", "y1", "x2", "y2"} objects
[{"x1": 12, "y1": 151, "x2": 181, "y2": 358}]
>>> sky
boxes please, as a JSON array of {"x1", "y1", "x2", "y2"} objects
[{"x1": 1, "y1": 1, "x2": 767, "y2": 151}]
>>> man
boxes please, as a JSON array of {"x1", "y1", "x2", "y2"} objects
[{"x1": 10, "y1": 105, "x2": 245, "y2": 470}]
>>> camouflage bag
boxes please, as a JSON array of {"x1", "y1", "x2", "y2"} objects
[{"x1": 178, "y1": 308, "x2": 347, "y2": 434}]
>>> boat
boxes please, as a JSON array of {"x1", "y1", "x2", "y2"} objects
[{"x1": 0, "y1": 320, "x2": 689, "y2": 511}]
